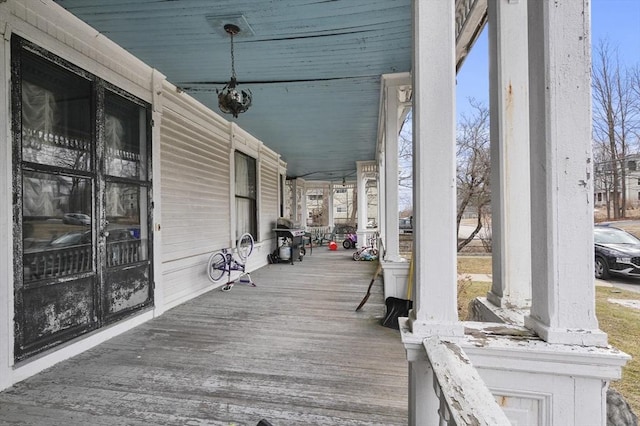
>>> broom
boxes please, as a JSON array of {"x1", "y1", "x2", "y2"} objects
[
  {"x1": 355, "y1": 262, "x2": 383, "y2": 311},
  {"x1": 381, "y1": 255, "x2": 413, "y2": 330}
]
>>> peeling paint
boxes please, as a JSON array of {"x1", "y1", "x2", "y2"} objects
[
  {"x1": 12, "y1": 36, "x2": 154, "y2": 360},
  {"x1": 444, "y1": 341, "x2": 471, "y2": 364}
]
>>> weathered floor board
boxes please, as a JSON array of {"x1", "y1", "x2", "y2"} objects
[{"x1": 0, "y1": 249, "x2": 408, "y2": 425}]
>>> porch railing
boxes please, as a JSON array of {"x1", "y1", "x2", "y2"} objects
[
  {"x1": 24, "y1": 245, "x2": 92, "y2": 281},
  {"x1": 424, "y1": 336, "x2": 511, "y2": 426},
  {"x1": 307, "y1": 226, "x2": 332, "y2": 245},
  {"x1": 24, "y1": 240, "x2": 143, "y2": 280}
]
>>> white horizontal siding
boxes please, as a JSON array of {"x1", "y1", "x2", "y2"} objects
[
  {"x1": 260, "y1": 151, "x2": 280, "y2": 244},
  {"x1": 8, "y1": 1, "x2": 154, "y2": 102},
  {"x1": 160, "y1": 86, "x2": 232, "y2": 306}
]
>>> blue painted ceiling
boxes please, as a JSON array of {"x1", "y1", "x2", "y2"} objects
[{"x1": 53, "y1": 0, "x2": 413, "y2": 182}]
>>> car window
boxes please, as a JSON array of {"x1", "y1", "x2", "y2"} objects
[
  {"x1": 50, "y1": 231, "x2": 90, "y2": 246},
  {"x1": 594, "y1": 228, "x2": 640, "y2": 244}
]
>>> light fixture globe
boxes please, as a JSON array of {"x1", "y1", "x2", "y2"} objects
[
  {"x1": 217, "y1": 24, "x2": 252, "y2": 118},
  {"x1": 218, "y1": 77, "x2": 252, "y2": 118}
]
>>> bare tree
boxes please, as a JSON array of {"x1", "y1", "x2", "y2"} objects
[
  {"x1": 398, "y1": 111, "x2": 413, "y2": 210},
  {"x1": 456, "y1": 99, "x2": 490, "y2": 251},
  {"x1": 395, "y1": 101, "x2": 491, "y2": 251},
  {"x1": 592, "y1": 40, "x2": 640, "y2": 219},
  {"x1": 593, "y1": 142, "x2": 616, "y2": 219}
]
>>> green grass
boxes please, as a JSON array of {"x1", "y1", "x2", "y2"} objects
[
  {"x1": 458, "y1": 256, "x2": 492, "y2": 275},
  {"x1": 596, "y1": 287, "x2": 640, "y2": 415},
  {"x1": 457, "y1": 280, "x2": 490, "y2": 321}
]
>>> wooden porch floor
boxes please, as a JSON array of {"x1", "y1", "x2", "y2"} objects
[{"x1": 0, "y1": 249, "x2": 408, "y2": 425}]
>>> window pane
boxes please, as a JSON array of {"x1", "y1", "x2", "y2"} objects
[
  {"x1": 236, "y1": 197, "x2": 256, "y2": 239},
  {"x1": 234, "y1": 151, "x2": 257, "y2": 239},
  {"x1": 106, "y1": 182, "x2": 148, "y2": 266},
  {"x1": 21, "y1": 52, "x2": 91, "y2": 170},
  {"x1": 235, "y1": 151, "x2": 256, "y2": 199},
  {"x1": 104, "y1": 91, "x2": 148, "y2": 180},
  {"x1": 23, "y1": 172, "x2": 93, "y2": 281}
]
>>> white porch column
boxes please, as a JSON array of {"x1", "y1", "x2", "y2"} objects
[
  {"x1": 524, "y1": 0, "x2": 606, "y2": 346},
  {"x1": 404, "y1": 8, "x2": 463, "y2": 422},
  {"x1": 377, "y1": 151, "x2": 386, "y2": 245},
  {"x1": 487, "y1": 0, "x2": 532, "y2": 309},
  {"x1": 383, "y1": 82, "x2": 402, "y2": 262},
  {"x1": 327, "y1": 182, "x2": 335, "y2": 230},
  {"x1": 355, "y1": 161, "x2": 371, "y2": 244},
  {"x1": 289, "y1": 179, "x2": 298, "y2": 221},
  {"x1": 356, "y1": 162, "x2": 366, "y2": 236},
  {"x1": 299, "y1": 180, "x2": 308, "y2": 228},
  {"x1": 407, "y1": 0, "x2": 462, "y2": 335}
]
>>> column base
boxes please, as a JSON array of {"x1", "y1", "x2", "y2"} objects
[
  {"x1": 381, "y1": 259, "x2": 410, "y2": 299},
  {"x1": 400, "y1": 311, "x2": 465, "y2": 342},
  {"x1": 486, "y1": 290, "x2": 531, "y2": 310},
  {"x1": 524, "y1": 314, "x2": 608, "y2": 347},
  {"x1": 469, "y1": 296, "x2": 528, "y2": 325}
]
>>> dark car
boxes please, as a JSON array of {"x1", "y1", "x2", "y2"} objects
[
  {"x1": 62, "y1": 213, "x2": 91, "y2": 225},
  {"x1": 399, "y1": 217, "x2": 413, "y2": 233},
  {"x1": 594, "y1": 225, "x2": 640, "y2": 279},
  {"x1": 50, "y1": 230, "x2": 92, "y2": 247}
]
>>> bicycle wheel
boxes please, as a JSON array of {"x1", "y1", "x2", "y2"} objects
[
  {"x1": 207, "y1": 252, "x2": 226, "y2": 282},
  {"x1": 237, "y1": 233, "x2": 254, "y2": 262}
]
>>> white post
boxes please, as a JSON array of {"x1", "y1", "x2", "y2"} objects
[
  {"x1": 151, "y1": 69, "x2": 166, "y2": 315},
  {"x1": 406, "y1": 347, "x2": 439, "y2": 426},
  {"x1": 524, "y1": 0, "x2": 607, "y2": 346},
  {"x1": 408, "y1": 0, "x2": 462, "y2": 335},
  {"x1": 299, "y1": 181, "x2": 308, "y2": 228},
  {"x1": 0, "y1": 25, "x2": 12, "y2": 391},
  {"x1": 404, "y1": 6, "x2": 462, "y2": 421},
  {"x1": 290, "y1": 179, "x2": 298, "y2": 222},
  {"x1": 487, "y1": 0, "x2": 532, "y2": 309},
  {"x1": 328, "y1": 182, "x2": 335, "y2": 230},
  {"x1": 377, "y1": 152, "x2": 386, "y2": 245},
  {"x1": 383, "y1": 82, "x2": 402, "y2": 262},
  {"x1": 356, "y1": 161, "x2": 368, "y2": 244}
]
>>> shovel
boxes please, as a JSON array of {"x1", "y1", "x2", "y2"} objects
[
  {"x1": 381, "y1": 256, "x2": 413, "y2": 330},
  {"x1": 355, "y1": 262, "x2": 383, "y2": 311}
]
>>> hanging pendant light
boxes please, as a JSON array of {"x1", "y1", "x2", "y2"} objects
[{"x1": 217, "y1": 24, "x2": 252, "y2": 118}]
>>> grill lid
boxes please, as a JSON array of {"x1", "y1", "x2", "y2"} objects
[{"x1": 276, "y1": 217, "x2": 299, "y2": 229}]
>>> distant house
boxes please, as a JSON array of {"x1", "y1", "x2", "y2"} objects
[{"x1": 594, "y1": 154, "x2": 640, "y2": 209}]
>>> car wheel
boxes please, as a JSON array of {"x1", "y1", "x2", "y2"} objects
[
  {"x1": 595, "y1": 256, "x2": 610, "y2": 280},
  {"x1": 343, "y1": 239, "x2": 351, "y2": 249}
]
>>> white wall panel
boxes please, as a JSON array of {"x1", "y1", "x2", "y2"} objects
[
  {"x1": 260, "y1": 150, "x2": 280, "y2": 244},
  {"x1": 159, "y1": 85, "x2": 232, "y2": 305}
]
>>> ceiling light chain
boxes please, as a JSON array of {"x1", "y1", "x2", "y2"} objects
[{"x1": 229, "y1": 26, "x2": 236, "y2": 79}]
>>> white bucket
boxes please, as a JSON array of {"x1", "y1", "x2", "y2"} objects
[{"x1": 279, "y1": 245, "x2": 291, "y2": 260}]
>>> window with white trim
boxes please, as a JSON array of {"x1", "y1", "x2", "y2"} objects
[{"x1": 235, "y1": 151, "x2": 257, "y2": 240}]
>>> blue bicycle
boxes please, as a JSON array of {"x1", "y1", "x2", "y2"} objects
[{"x1": 207, "y1": 233, "x2": 255, "y2": 291}]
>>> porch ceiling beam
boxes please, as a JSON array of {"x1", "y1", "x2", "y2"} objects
[{"x1": 455, "y1": 0, "x2": 488, "y2": 71}]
